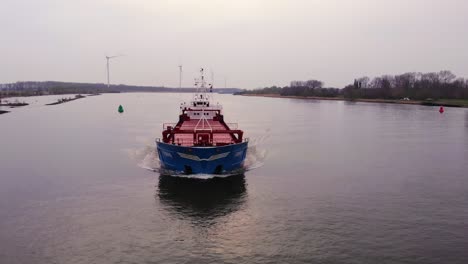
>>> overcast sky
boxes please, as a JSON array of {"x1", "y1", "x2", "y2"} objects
[{"x1": 1, "y1": 0, "x2": 468, "y2": 89}]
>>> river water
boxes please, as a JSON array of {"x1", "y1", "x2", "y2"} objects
[{"x1": 1, "y1": 93, "x2": 467, "y2": 264}]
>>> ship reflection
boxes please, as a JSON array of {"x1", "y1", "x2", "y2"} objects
[{"x1": 157, "y1": 174, "x2": 247, "y2": 221}]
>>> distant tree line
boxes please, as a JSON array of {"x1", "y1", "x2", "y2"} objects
[
  {"x1": 0, "y1": 81, "x2": 110, "y2": 96},
  {"x1": 240, "y1": 79, "x2": 340, "y2": 97},
  {"x1": 283, "y1": 80, "x2": 339, "y2": 97},
  {"x1": 239, "y1": 70, "x2": 468, "y2": 101},
  {"x1": 0, "y1": 81, "x2": 242, "y2": 97},
  {"x1": 343, "y1": 71, "x2": 468, "y2": 100},
  {"x1": 239, "y1": 86, "x2": 283, "y2": 95}
]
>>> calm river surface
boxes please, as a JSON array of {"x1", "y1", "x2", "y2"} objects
[{"x1": 1, "y1": 93, "x2": 468, "y2": 264}]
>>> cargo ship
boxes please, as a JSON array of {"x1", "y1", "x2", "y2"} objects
[{"x1": 156, "y1": 68, "x2": 248, "y2": 175}]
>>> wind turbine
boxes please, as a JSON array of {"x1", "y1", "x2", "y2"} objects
[
  {"x1": 106, "y1": 55, "x2": 123, "y2": 89},
  {"x1": 178, "y1": 65, "x2": 183, "y2": 89}
]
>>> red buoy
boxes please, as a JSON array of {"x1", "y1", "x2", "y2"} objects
[{"x1": 439, "y1": 106, "x2": 444, "y2": 114}]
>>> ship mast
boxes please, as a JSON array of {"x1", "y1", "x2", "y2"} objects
[{"x1": 194, "y1": 67, "x2": 212, "y2": 101}]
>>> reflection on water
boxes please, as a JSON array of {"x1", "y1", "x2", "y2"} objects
[
  {"x1": 465, "y1": 111, "x2": 468, "y2": 128},
  {"x1": 2, "y1": 93, "x2": 468, "y2": 264},
  {"x1": 157, "y1": 174, "x2": 247, "y2": 221}
]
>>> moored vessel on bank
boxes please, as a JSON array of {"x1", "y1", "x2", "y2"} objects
[{"x1": 156, "y1": 68, "x2": 248, "y2": 175}]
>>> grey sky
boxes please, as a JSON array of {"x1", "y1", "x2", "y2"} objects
[{"x1": 1, "y1": 0, "x2": 468, "y2": 89}]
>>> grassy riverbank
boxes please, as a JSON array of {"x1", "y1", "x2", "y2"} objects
[
  {"x1": 241, "y1": 94, "x2": 468, "y2": 108},
  {"x1": 432, "y1": 99, "x2": 468, "y2": 107}
]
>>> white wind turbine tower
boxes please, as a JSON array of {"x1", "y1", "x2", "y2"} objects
[
  {"x1": 178, "y1": 65, "x2": 183, "y2": 89},
  {"x1": 106, "y1": 55, "x2": 123, "y2": 89}
]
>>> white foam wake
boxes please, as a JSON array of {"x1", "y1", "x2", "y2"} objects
[{"x1": 127, "y1": 135, "x2": 269, "y2": 178}]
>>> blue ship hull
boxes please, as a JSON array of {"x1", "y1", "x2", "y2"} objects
[{"x1": 156, "y1": 141, "x2": 248, "y2": 175}]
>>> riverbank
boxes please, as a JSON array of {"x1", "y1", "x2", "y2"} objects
[
  {"x1": 0, "y1": 102, "x2": 29, "y2": 107},
  {"x1": 0, "y1": 99, "x2": 28, "y2": 114},
  {"x1": 240, "y1": 94, "x2": 468, "y2": 108},
  {"x1": 46, "y1": 94, "x2": 86, "y2": 106}
]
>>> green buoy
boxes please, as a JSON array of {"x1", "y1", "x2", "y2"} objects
[{"x1": 118, "y1": 105, "x2": 124, "y2": 113}]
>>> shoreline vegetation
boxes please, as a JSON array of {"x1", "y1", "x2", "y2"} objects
[
  {"x1": 0, "y1": 98, "x2": 29, "y2": 115},
  {"x1": 0, "y1": 102, "x2": 29, "y2": 107},
  {"x1": 0, "y1": 94, "x2": 93, "y2": 114},
  {"x1": 240, "y1": 94, "x2": 468, "y2": 108},
  {"x1": 236, "y1": 70, "x2": 468, "y2": 108},
  {"x1": 0, "y1": 98, "x2": 29, "y2": 108},
  {"x1": 46, "y1": 94, "x2": 87, "y2": 106},
  {"x1": 0, "y1": 81, "x2": 242, "y2": 97}
]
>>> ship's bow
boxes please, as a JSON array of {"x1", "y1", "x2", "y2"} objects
[{"x1": 156, "y1": 141, "x2": 248, "y2": 175}]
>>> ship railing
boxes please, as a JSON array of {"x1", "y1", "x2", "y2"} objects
[
  {"x1": 174, "y1": 138, "x2": 194, "y2": 146},
  {"x1": 157, "y1": 138, "x2": 247, "y2": 146},
  {"x1": 163, "y1": 123, "x2": 177, "y2": 130},
  {"x1": 157, "y1": 138, "x2": 194, "y2": 146},
  {"x1": 225, "y1": 123, "x2": 238, "y2": 129}
]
